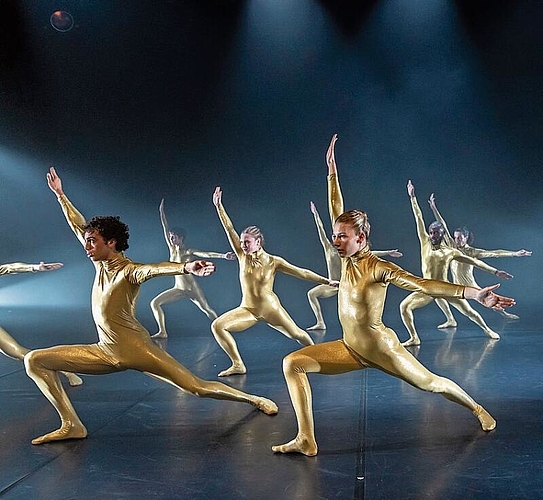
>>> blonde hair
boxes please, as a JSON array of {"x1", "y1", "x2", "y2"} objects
[
  {"x1": 241, "y1": 226, "x2": 265, "y2": 247},
  {"x1": 335, "y1": 210, "x2": 371, "y2": 239}
]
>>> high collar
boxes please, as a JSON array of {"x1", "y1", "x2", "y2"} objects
[
  {"x1": 101, "y1": 252, "x2": 128, "y2": 272},
  {"x1": 346, "y1": 245, "x2": 370, "y2": 264}
]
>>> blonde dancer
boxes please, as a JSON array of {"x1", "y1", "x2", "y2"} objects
[
  {"x1": 307, "y1": 200, "x2": 402, "y2": 331},
  {"x1": 1, "y1": 261, "x2": 83, "y2": 387},
  {"x1": 150, "y1": 199, "x2": 235, "y2": 338},
  {"x1": 272, "y1": 134, "x2": 514, "y2": 456},
  {"x1": 428, "y1": 193, "x2": 531, "y2": 325},
  {"x1": 211, "y1": 187, "x2": 338, "y2": 377},
  {"x1": 24, "y1": 168, "x2": 278, "y2": 446},
  {"x1": 400, "y1": 180, "x2": 513, "y2": 346}
]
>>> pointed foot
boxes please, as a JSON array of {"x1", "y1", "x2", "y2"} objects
[
  {"x1": 402, "y1": 337, "x2": 421, "y2": 347},
  {"x1": 484, "y1": 330, "x2": 500, "y2": 340},
  {"x1": 218, "y1": 364, "x2": 247, "y2": 377},
  {"x1": 306, "y1": 324, "x2": 326, "y2": 331},
  {"x1": 437, "y1": 321, "x2": 457, "y2": 329},
  {"x1": 32, "y1": 421, "x2": 87, "y2": 445},
  {"x1": 473, "y1": 404, "x2": 496, "y2": 432},
  {"x1": 251, "y1": 396, "x2": 278, "y2": 415},
  {"x1": 62, "y1": 372, "x2": 83, "y2": 387},
  {"x1": 272, "y1": 436, "x2": 318, "y2": 456},
  {"x1": 151, "y1": 332, "x2": 168, "y2": 339}
]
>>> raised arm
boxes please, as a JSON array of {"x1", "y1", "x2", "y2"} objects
[
  {"x1": 327, "y1": 134, "x2": 344, "y2": 224},
  {"x1": 158, "y1": 198, "x2": 175, "y2": 252},
  {"x1": 428, "y1": 193, "x2": 453, "y2": 245},
  {"x1": 0, "y1": 261, "x2": 63, "y2": 276},
  {"x1": 212, "y1": 187, "x2": 242, "y2": 257},
  {"x1": 310, "y1": 201, "x2": 334, "y2": 253},
  {"x1": 407, "y1": 180, "x2": 428, "y2": 245},
  {"x1": 46, "y1": 167, "x2": 87, "y2": 246}
]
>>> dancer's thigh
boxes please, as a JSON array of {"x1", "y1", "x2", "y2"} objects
[
  {"x1": 213, "y1": 307, "x2": 259, "y2": 333},
  {"x1": 287, "y1": 340, "x2": 364, "y2": 375}
]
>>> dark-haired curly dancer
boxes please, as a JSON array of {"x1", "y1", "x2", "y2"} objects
[{"x1": 24, "y1": 167, "x2": 278, "y2": 445}]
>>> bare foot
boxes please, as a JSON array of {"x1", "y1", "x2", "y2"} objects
[
  {"x1": 152, "y1": 331, "x2": 168, "y2": 339},
  {"x1": 218, "y1": 364, "x2": 247, "y2": 377},
  {"x1": 437, "y1": 321, "x2": 457, "y2": 329},
  {"x1": 62, "y1": 372, "x2": 83, "y2": 387},
  {"x1": 272, "y1": 436, "x2": 318, "y2": 456},
  {"x1": 473, "y1": 404, "x2": 496, "y2": 431},
  {"x1": 306, "y1": 323, "x2": 326, "y2": 331},
  {"x1": 484, "y1": 329, "x2": 500, "y2": 340},
  {"x1": 401, "y1": 337, "x2": 421, "y2": 347},
  {"x1": 251, "y1": 396, "x2": 278, "y2": 415},
  {"x1": 32, "y1": 420, "x2": 87, "y2": 445}
]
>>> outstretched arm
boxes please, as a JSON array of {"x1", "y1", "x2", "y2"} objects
[
  {"x1": 407, "y1": 180, "x2": 428, "y2": 245},
  {"x1": 193, "y1": 250, "x2": 236, "y2": 260},
  {"x1": 130, "y1": 260, "x2": 216, "y2": 284},
  {"x1": 46, "y1": 167, "x2": 87, "y2": 246},
  {"x1": 0, "y1": 261, "x2": 63, "y2": 276},
  {"x1": 470, "y1": 247, "x2": 532, "y2": 259},
  {"x1": 327, "y1": 134, "x2": 344, "y2": 224},
  {"x1": 275, "y1": 256, "x2": 336, "y2": 286},
  {"x1": 373, "y1": 249, "x2": 403, "y2": 258},
  {"x1": 464, "y1": 283, "x2": 516, "y2": 312},
  {"x1": 454, "y1": 252, "x2": 513, "y2": 279},
  {"x1": 212, "y1": 187, "x2": 242, "y2": 257},
  {"x1": 428, "y1": 193, "x2": 453, "y2": 245}
]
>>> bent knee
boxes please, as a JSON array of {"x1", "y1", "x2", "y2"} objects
[
  {"x1": 24, "y1": 349, "x2": 45, "y2": 373},
  {"x1": 282, "y1": 352, "x2": 311, "y2": 375},
  {"x1": 424, "y1": 376, "x2": 448, "y2": 394}
]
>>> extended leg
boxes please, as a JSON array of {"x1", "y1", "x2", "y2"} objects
[
  {"x1": 211, "y1": 308, "x2": 258, "y2": 376},
  {"x1": 272, "y1": 340, "x2": 361, "y2": 456},
  {"x1": 400, "y1": 292, "x2": 434, "y2": 346},
  {"x1": 449, "y1": 299, "x2": 500, "y2": 340},
  {"x1": 434, "y1": 298, "x2": 458, "y2": 329},
  {"x1": 150, "y1": 288, "x2": 184, "y2": 338},
  {"x1": 126, "y1": 342, "x2": 278, "y2": 415},
  {"x1": 188, "y1": 283, "x2": 218, "y2": 320},
  {"x1": 0, "y1": 326, "x2": 82, "y2": 386},
  {"x1": 306, "y1": 285, "x2": 338, "y2": 331},
  {"x1": 378, "y1": 344, "x2": 496, "y2": 431},
  {"x1": 265, "y1": 304, "x2": 315, "y2": 347},
  {"x1": 24, "y1": 344, "x2": 118, "y2": 444}
]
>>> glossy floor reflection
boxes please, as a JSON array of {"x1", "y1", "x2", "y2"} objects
[{"x1": 0, "y1": 307, "x2": 541, "y2": 499}]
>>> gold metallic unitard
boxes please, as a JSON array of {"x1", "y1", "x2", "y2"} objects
[
  {"x1": 0, "y1": 262, "x2": 83, "y2": 387},
  {"x1": 24, "y1": 193, "x2": 278, "y2": 445},
  {"x1": 211, "y1": 200, "x2": 331, "y2": 377},
  {"x1": 307, "y1": 203, "x2": 401, "y2": 331},
  {"x1": 272, "y1": 162, "x2": 495, "y2": 457},
  {"x1": 430, "y1": 200, "x2": 526, "y2": 322},
  {"x1": 150, "y1": 200, "x2": 232, "y2": 338},
  {"x1": 400, "y1": 194, "x2": 501, "y2": 346}
]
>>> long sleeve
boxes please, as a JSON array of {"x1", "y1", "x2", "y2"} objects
[
  {"x1": 328, "y1": 173, "x2": 344, "y2": 225},
  {"x1": 192, "y1": 250, "x2": 228, "y2": 259},
  {"x1": 127, "y1": 261, "x2": 188, "y2": 285},
  {"x1": 410, "y1": 197, "x2": 428, "y2": 246},
  {"x1": 468, "y1": 247, "x2": 520, "y2": 259},
  {"x1": 454, "y1": 252, "x2": 498, "y2": 275},
  {"x1": 216, "y1": 204, "x2": 242, "y2": 257},
  {"x1": 274, "y1": 257, "x2": 330, "y2": 285},
  {"x1": 0, "y1": 262, "x2": 36, "y2": 275},
  {"x1": 57, "y1": 194, "x2": 87, "y2": 246}
]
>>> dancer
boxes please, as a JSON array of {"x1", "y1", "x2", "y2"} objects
[
  {"x1": 211, "y1": 187, "x2": 338, "y2": 377},
  {"x1": 272, "y1": 134, "x2": 515, "y2": 456},
  {"x1": 307, "y1": 200, "x2": 402, "y2": 331},
  {"x1": 400, "y1": 180, "x2": 513, "y2": 346},
  {"x1": 428, "y1": 193, "x2": 531, "y2": 323},
  {"x1": 25, "y1": 167, "x2": 278, "y2": 446},
  {"x1": 1, "y1": 261, "x2": 83, "y2": 387},
  {"x1": 150, "y1": 198, "x2": 235, "y2": 338}
]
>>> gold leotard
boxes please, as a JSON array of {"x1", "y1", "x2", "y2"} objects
[
  {"x1": 400, "y1": 196, "x2": 500, "y2": 344},
  {"x1": 272, "y1": 171, "x2": 494, "y2": 456},
  {"x1": 211, "y1": 202, "x2": 330, "y2": 376},
  {"x1": 24, "y1": 193, "x2": 278, "y2": 445}
]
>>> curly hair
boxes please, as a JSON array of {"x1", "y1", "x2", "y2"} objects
[{"x1": 84, "y1": 216, "x2": 130, "y2": 251}]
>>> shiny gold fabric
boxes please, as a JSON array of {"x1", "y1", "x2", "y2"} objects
[
  {"x1": 0, "y1": 262, "x2": 37, "y2": 275},
  {"x1": 400, "y1": 195, "x2": 499, "y2": 342},
  {"x1": 25, "y1": 194, "x2": 278, "y2": 445},
  {"x1": 211, "y1": 203, "x2": 330, "y2": 376},
  {"x1": 272, "y1": 172, "x2": 494, "y2": 457}
]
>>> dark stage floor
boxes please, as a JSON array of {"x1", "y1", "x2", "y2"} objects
[{"x1": 0, "y1": 307, "x2": 542, "y2": 500}]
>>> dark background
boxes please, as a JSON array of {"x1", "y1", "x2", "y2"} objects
[{"x1": 0, "y1": 0, "x2": 541, "y2": 335}]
